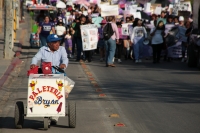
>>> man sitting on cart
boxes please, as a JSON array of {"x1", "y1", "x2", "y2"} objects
[
  {"x1": 30, "y1": 34, "x2": 68, "y2": 124},
  {"x1": 30, "y1": 33, "x2": 68, "y2": 70}
]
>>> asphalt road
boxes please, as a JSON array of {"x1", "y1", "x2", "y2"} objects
[{"x1": 0, "y1": 47, "x2": 200, "y2": 133}]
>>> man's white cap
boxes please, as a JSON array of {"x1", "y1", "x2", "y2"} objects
[{"x1": 179, "y1": 16, "x2": 184, "y2": 21}]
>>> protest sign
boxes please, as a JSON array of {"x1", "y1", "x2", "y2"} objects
[
  {"x1": 154, "y1": 6, "x2": 162, "y2": 15},
  {"x1": 168, "y1": 4, "x2": 173, "y2": 11},
  {"x1": 144, "y1": 2, "x2": 151, "y2": 12},
  {"x1": 167, "y1": 41, "x2": 186, "y2": 58},
  {"x1": 98, "y1": 2, "x2": 109, "y2": 7},
  {"x1": 101, "y1": 5, "x2": 119, "y2": 17},
  {"x1": 150, "y1": 4, "x2": 161, "y2": 14},
  {"x1": 172, "y1": 3, "x2": 180, "y2": 16},
  {"x1": 178, "y1": 11, "x2": 190, "y2": 22},
  {"x1": 179, "y1": 1, "x2": 191, "y2": 12},
  {"x1": 122, "y1": 24, "x2": 129, "y2": 36},
  {"x1": 131, "y1": 12, "x2": 141, "y2": 19},
  {"x1": 81, "y1": 24, "x2": 98, "y2": 51},
  {"x1": 125, "y1": 4, "x2": 137, "y2": 12}
]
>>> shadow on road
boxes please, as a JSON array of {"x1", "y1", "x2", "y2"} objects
[{"x1": 0, "y1": 117, "x2": 69, "y2": 130}]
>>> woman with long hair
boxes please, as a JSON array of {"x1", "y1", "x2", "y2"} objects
[
  {"x1": 131, "y1": 19, "x2": 147, "y2": 63},
  {"x1": 104, "y1": 16, "x2": 119, "y2": 67},
  {"x1": 150, "y1": 20, "x2": 165, "y2": 63}
]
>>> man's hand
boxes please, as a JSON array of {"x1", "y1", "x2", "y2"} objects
[
  {"x1": 59, "y1": 64, "x2": 66, "y2": 69},
  {"x1": 30, "y1": 64, "x2": 36, "y2": 69}
]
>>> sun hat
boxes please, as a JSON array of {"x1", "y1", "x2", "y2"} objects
[{"x1": 47, "y1": 34, "x2": 62, "y2": 43}]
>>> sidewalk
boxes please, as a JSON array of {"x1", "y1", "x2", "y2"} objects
[{"x1": 0, "y1": 10, "x2": 30, "y2": 89}]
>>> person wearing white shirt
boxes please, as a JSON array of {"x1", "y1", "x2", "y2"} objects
[
  {"x1": 55, "y1": 21, "x2": 66, "y2": 45},
  {"x1": 131, "y1": 19, "x2": 147, "y2": 63}
]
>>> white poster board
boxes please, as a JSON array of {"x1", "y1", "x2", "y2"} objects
[
  {"x1": 125, "y1": 4, "x2": 137, "y2": 12},
  {"x1": 26, "y1": 1, "x2": 33, "y2": 6},
  {"x1": 27, "y1": 74, "x2": 65, "y2": 117},
  {"x1": 122, "y1": 24, "x2": 129, "y2": 36},
  {"x1": 100, "y1": 5, "x2": 119, "y2": 17},
  {"x1": 144, "y1": 2, "x2": 151, "y2": 12},
  {"x1": 81, "y1": 24, "x2": 98, "y2": 51},
  {"x1": 154, "y1": 6, "x2": 162, "y2": 15}
]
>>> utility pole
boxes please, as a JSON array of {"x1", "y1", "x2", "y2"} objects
[
  {"x1": 4, "y1": 0, "x2": 14, "y2": 59},
  {"x1": 0, "y1": 0, "x2": 3, "y2": 32}
]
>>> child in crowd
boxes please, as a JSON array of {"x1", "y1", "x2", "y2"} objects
[{"x1": 65, "y1": 29, "x2": 73, "y2": 58}]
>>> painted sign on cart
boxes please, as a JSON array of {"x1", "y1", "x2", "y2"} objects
[{"x1": 27, "y1": 74, "x2": 65, "y2": 117}]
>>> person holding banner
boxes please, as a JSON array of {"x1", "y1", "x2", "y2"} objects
[
  {"x1": 131, "y1": 19, "x2": 147, "y2": 63},
  {"x1": 73, "y1": 15, "x2": 87, "y2": 61},
  {"x1": 104, "y1": 16, "x2": 119, "y2": 67}
]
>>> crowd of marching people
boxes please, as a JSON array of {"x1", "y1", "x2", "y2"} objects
[{"x1": 30, "y1": 0, "x2": 194, "y2": 67}]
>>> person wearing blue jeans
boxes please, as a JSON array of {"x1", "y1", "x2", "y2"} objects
[
  {"x1": 104, "y1": 16, "x2": 119, "y2": 67},
  {"x1": 39, "y1": 35, "x2": 48, "y2": 47},
  {"x1": 133, "y1": 37, "x2": 144, "y2": 62},
  {"x1": 130, "y1": 19, "x2": 147, "y2": 63},
  {"x1": 105, "y1": 38, "x2": 116, "y2": 66}
]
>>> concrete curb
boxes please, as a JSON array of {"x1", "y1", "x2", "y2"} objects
[
  {"x1": 0, "y1": 57, "x2": 22, "y2": 89},
  {"x1": 0, "y1": 28, "x2": 26, "y2": 89}
]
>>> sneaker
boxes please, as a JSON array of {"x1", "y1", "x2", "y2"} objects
[
  {"x1": 112, "y1": 57, "x2": 115, "y2": 63},
  {"x1": 181, "y1": 58, "x2": 185, "y2": 62},
  {"x1": 138, "y1": 59, "x2": 142, "y2": 62},
  {"x1": 100, "y1": 58, "x2": 103, "y2": 62},
  {"x1": 135, "y1": 60, "x2": 139, "y2": 63},
  {"x1": 118, "y1": 59, "x2": 122, "y2": 63}
]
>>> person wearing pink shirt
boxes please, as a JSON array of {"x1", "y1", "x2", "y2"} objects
[{"x1": 105, "y1": 16, "x2": 119, "y2": 67}]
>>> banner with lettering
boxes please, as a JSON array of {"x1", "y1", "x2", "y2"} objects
[
  {"x1": 100, "y1": 5, "x2": 119, "y2": 17},
  {"x1": 81, "y1": 24, "x2": 98, "y2": 51},
  {"x1": 27, "y1": 74, "x2": 65, "y2": 117}
]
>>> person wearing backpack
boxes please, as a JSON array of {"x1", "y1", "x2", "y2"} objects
[{"x1": 103, "y1": 16, "x2": 119, "y2": 67}]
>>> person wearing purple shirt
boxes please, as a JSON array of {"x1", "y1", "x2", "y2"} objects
[{"x1": 37, "y1": 16, "x2": 56, "y2": 47}]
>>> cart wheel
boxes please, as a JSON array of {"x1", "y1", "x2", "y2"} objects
[
  {"x1": 43, "y1": 117, "x2": 49, "y2": 130},
  {"x1": 68, "y1": 101, "x2": 76, "y2": 128},
  {"x1": 14, "y1": 101, "x2": 24, "y2": 129}
]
